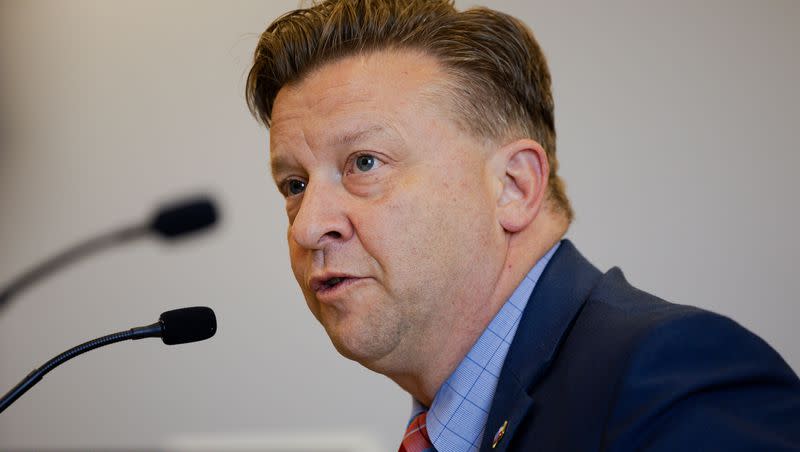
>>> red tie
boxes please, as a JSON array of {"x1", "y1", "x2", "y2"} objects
[{"x1": 399, "y1": 411, "x2": 435, "y2": 452}]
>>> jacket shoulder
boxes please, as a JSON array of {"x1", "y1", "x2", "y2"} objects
[{"x1": 576, "y1": 268, "x2": 800, "y2": 450}]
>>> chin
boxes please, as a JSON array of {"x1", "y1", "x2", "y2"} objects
[
  {"x1": 325, "y1": 322, "x2": 396, "y2": 369},
  {"x1": 328, "y1": 336, "x2": 379, "y2": 368}
]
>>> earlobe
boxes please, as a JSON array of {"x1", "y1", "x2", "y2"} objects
[{"x1": 495, "y1": 139, "x2": 549, "y2": 233}]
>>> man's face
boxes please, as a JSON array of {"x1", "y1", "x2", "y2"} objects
[{"x1": 269, "y1": 50, "x2": 506, "y2": 372}]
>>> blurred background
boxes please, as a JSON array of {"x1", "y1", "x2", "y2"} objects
[{"x1": 0, "y1": 0, "x2": 797, "y2": 450}]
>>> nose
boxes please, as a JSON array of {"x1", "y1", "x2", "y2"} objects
[{"x1": 289, "y1": 180, "x2": 354, "y2": 250}]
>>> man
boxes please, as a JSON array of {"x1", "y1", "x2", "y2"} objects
[{"x1": 246, "y1": 1, "x2": 800, "y2": 450}]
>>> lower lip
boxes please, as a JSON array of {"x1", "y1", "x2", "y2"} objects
[{"x1": 315, "y1": 277, "x2": 366, "y2": 301}]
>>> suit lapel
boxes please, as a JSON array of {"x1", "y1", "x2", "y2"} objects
[
  {"x1": 480, "y1": 240, "x2": 603, "y2": 451},
  {"x1": 482, "y1": 372, "x2": 535, "y2": 451}
]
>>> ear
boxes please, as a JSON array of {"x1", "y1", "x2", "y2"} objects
[{"x1": 492, "y1": 139, "x2": 549, "y2": 233}]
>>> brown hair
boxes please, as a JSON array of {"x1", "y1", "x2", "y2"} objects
[{"x1": 246, "y1": 0, "x2": 573, "y2": 221}]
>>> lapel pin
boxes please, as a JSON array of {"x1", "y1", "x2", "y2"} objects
[{"x1": 492, "y1": 420, "x2": 508, "y2": 448}]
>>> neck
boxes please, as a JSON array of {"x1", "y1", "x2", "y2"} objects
[{"x1": 386, "y1": 209, "x2": 568, "y2": 406}]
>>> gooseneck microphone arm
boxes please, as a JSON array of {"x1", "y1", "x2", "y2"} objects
[
  {"x1": 0, "y1": 195, "x2": 218, "y2": 312},
  {"x1": 0, "y1": 306, "x2": 216, "y2": 414},
  {"x1": 0, "y1": 321, "x2": 160, "y2": 413},
  {"x1": 0, "y1": 224, "x2": 148, "y2": 310}
]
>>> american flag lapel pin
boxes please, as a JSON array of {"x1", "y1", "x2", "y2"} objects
[{"x1": 492, "y1": 420, "x2": 508, "y2": 448}]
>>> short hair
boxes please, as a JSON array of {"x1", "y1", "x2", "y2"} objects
[{"x1": 246, "y1": 0, "x2": 573, "y2": 221}]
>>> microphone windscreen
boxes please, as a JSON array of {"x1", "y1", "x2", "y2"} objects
[
  {"x1": 149, "y1": 196, "x2": 218, "y2": 239},
  {"x1": 159, "y1": 306, "x2": 217, "y2": 345}
]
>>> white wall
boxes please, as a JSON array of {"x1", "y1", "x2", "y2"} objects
[{"x1": 0, "y1": 0, "x2": 797, "y2": 449}]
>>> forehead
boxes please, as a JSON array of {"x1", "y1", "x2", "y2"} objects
[{"x1": 269, "y1": 49, "x2": 454, "y2": 155}]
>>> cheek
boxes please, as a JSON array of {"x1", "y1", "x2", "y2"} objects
[
  {"x1": 288, "y1": 243, "x2": 312, "y2": 299},
  {"x1": 288, "y1": 246, "x2": 322, "y2": 319},
  {"x1": 288, "y1": 240, "x2": 303, "y2": 278},
  {"x1": 352, "y1": 155, "x2": 497, "y2": 276},
  {"x1": 360, "y1": 177, "x2": 482, "y2": 276}
]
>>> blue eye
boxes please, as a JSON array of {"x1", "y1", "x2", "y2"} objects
[
  {"x1": 285, "y1": 179, "x2": 306, "y2": 196},
  {"x1": 355, "y1": 154, "x2": 375, "y2": 172}
]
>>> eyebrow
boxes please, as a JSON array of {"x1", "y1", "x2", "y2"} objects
[
  {"x1": 330, "y1": 124, "x2": 392, "y2": 148},
  {"x1": 270, "y1": 155, "x2": 294, "y2": 182},
  {"x1": 270, "y1": 123, "x2": 400, "y2": 180}
]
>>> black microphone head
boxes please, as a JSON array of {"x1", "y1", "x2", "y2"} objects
[
  {"x1": 159, "y1": 306, "x2": 217, "y2": 345},
  {"x1": 149, "y1": 196, "x2": 218, "y2": 240}
]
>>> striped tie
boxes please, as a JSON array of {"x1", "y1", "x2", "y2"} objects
[{"x1": 399, "y1": 411, "x2": 435, "y2": 452}]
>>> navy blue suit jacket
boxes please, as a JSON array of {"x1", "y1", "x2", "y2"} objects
[{"x1": 479, "y1": 240, "x2": 800, "y2": 451}]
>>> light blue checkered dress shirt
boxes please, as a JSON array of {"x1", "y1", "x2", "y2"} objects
[{"x1": 409, "y1": 242, "x2": 560, "y2": 452}]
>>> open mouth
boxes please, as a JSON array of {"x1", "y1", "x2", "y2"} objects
[
  {"x1": 313, "y1": 275, "x2": 357, "y2": 294},
  {"x1": 323, "y1": 277, "x2": 346, "y2": 289}
]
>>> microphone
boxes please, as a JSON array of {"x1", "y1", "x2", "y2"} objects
[
  {"x1": 0, "y1": 195, "x2": 219, "y2": 311},
  {"x1": 156, "y1": 306, "x2": 218, "y2": 345},
  {"x1": 0, "y1": 306, "x2": 216, "y2": 413},
  {"x1": 149, "y1": 196, "x2": 218, "y2": 240}
]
